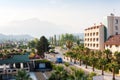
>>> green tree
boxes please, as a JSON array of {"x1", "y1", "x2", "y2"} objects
[
  {"x1": 49, "y1": 65, "x2": 69, "y2": 80},
  {"x1": 104, "y1": 49, "x2": 112, "y2": 63},
  {"x1": 87, "y1": 72, "x2": 96, "y2": 80},
  {"x1": 36, "y1": 36, "x2": 49, "y2": 58},
  {"x1": 70, "y1": 67, "x2": 85, "y2": 80},
  {"x1": 16, "y1": 69, "x2": 32, "y2": 80},
  {"x1": 114, "y1": 51, "x2": 120, "y2": 64},
  {"x1": 99, "y1": 58, "x2": 107, "y2": 75},
  {"x1": 107, "y1": 62, "x2": 119, "y2": 80},
  {"x1": 90, "y1": 57, "x2": 98, "y2": 71}
]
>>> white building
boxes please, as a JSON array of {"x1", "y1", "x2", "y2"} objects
[
  {"x1": 104, "y1": 34, "x2": 120, "y2": 53},
  {"x1": 84, "y1": 24, "x2": 106, "y2": 51},
  {"x1": 107, "y1": 13, "x2": 120, "y2": 38}
]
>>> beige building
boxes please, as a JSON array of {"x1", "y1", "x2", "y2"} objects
[{"x1": 84, "y1": 24, "x2": 107, "y2": 51}]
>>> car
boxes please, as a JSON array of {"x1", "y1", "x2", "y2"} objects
[
  {"x1": 55, "y1": 52, "x2": 59, "y2": 54},
  {"x1": 56, "y1": 57, "x2": 63, "y2": 63}
]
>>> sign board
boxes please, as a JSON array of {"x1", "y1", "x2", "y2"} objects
[{"x1": 39, "y1": 63, "x2": 45, "y2": 69}]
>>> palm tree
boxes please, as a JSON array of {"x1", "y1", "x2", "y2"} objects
[
  {"x1": 99, "y1": 58, "x2": 107, "y2": 75},
  {"x1": 66, "y1": 40, "x2": 73, "y2": 50},
  {"x1": 84, "y1": 55, "x2": 89, "y2": 69},
  {"x1": 77, "y1": 53, "x2": 83, "y2": 66},
  {"x1": 67, "y1": 51, "x2": 74, "y2": 62},
  {"x1": 49, "y1": 65, "x2": 69, "y2": 80},
  {"x1": 108, "y1": 62, "x2": 119, "y2": 80},
  {"x1": 104, "y1": 49, "x2": 112, "y2": 62},
  {"x1": 70, "y1": 67, "x2": 85, "y2": 80},
  {"x1": 90, "y1": 57, "x2": 98, "y2": 71},
  {"x1": 16, "y1": 69, "x2": 32, "y2": 80},
  {"x1": 114, "y1": 51, "x2": 120, "y2": 64}
]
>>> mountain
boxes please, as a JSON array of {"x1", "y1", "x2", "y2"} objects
[
  {"x1": 0, "y1": 34, "x2": 34, "y2": 41},
  {"x1": 1, "y1": 18, "x2": 67, "y2": 38}
]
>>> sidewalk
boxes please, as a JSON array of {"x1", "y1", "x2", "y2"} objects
[{"x1": 63, "y1": 58, "x2": 120, "y2": 80}]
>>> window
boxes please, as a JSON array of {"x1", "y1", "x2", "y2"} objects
[
  {"x1": 93, "y1": 44, "x2": 95, "y2": 47},
  {"x1": 90, "y1": 33, "x2": 92, "y2": 36},
  {"x1": 115, "y1": 19, "x2": 118, "y2": 24},
  {"x1": 93, "y1": 33, "x2": 95, "y2": 36},
  {"x1": 96, "y1": 44, "x2": 99, "y2": 47},
  {"x1": 96, "y1": 38, "x2": 99, "y2": 41},
  {"x1": 115, "y1": 45, "x2": 118, "y2": 47},
  {"x1": 93, "y1": 38, "x2": 95, "y2": 42},
  {"x1": 115, "y1": 26, "x2": 118, "y2": 30},
  {"x1": 116, "y1": 32, "x2": 118, "y2": 35},
  {"x1": 96, "y1": 32, "x2": 99, "y2": 36}
]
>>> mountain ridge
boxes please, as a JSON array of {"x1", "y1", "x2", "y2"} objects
[{"x1": 0, "y1": 33, "x2": 34, "y2": 41}]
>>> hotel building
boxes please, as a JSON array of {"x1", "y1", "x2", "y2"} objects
[{"x1": 84, "y1": 24, "x2": 107, "y2": 51}]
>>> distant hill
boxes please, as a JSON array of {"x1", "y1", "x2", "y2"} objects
[{"x1": 0, "y1": 33, "x2": 34, "y2": 41}]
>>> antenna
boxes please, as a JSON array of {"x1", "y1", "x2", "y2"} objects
[{"x1": 113, "y1": 9, "x2": 116, "y2": 14}]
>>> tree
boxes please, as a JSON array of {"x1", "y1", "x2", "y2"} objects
[
  {"x1": 104, "y1": 49, "x2": 112, "y2": 63},
  {"x1": 70, "y1": 67, "x2": 85, "y2": 80},
  {"x1": 65, "y1": 51, "x2": 74, "y2": 62},
  {"x1": 66, "y1": 40, "x2": 73, "y2": 50},
  {"x1": 90, "y1": 57, "x2": 98, "y2": 71},
  {"x1": 16, "y1": 69, "x2": 32, "y2": 80},
  {"x1": 77, "y1": 53, "x2": 83, "y2": 66},
  {"x1": 49, "y1": 65, "x2": 69, "y2": 80},
  {"x1": 99, "y1": 58, "x2": 107, "y2": 75},
  {"x1": 28, "y1": 38, "x2": 38, "y2": 48},
  {"x1": 36, "y1": 36, "x2": 49, "y2": 58},
  {"x1": 108, "y1": 62, "x2": 119, "y2": 80},
  {"x1": 114, "y1": 51, "x2": 120, "y2": 64}
]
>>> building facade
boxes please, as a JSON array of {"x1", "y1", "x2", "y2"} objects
[
  {"x1": 105, "y1": 34, "x2": 120, "y2": 53},
  {"x1": 107, "y1": 13, "x2": 120, "y2": 38},
  {"x1": 84, "y1": 13, "x2": 120, "y2": 52},
  {"x1": 84, "y1": 24, "x2": 107, "y2": 51}
]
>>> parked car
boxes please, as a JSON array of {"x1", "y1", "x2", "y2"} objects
[{"x1": 56, "y1": 57, "x2": 63, "y2": 63}]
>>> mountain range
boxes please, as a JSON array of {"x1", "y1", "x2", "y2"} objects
[{"x1": 0, "y1": 33, "x2": 34, "y2": 41}]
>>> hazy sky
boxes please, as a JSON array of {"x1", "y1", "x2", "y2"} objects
[{"x1": 0, "y1": 0, "x2": 120, "y2": 37}]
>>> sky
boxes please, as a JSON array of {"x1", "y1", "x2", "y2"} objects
[{"x1": 0, "y1": 0, "x2": 120, "y2": 37}]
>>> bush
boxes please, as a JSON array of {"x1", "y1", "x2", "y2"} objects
[{"x1": 64, "y1": 62, "x2": 70, "y2": 67}]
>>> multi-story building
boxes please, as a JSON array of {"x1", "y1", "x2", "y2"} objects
[
  {"x1": 84, "y1": 13, "x2": 120, "y2": 52},
  {"x1": 107, "y1": 13, "x2": 120, "y2": 38},
  {"x1": 84, "y1": 24, "x2": 107, "y2": 51}
]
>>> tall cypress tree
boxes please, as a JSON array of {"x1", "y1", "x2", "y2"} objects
[{"x1": 36, "y1": 36, "x2": 49, "y2": 58}]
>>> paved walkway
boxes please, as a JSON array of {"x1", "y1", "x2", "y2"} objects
[{"x1": 64, "y1": 58, "x2": 120, "y2": 80}]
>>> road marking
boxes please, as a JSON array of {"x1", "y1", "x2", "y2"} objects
[{"x1": 43, "y1": 72, "x2": 48, "y2": 80}]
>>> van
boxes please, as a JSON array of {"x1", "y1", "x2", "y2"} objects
[{"x1": 56, "y1": 57, "x2": 63, "y2": 63}]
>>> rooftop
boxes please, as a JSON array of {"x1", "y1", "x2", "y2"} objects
[
  {"x1": 104, "y1": 34, "x2": 120, "y2": 45},
  {"x1": 0, "y1": 54, "x2": 29, "y2": 64},
  {"x1": 85, "y1": 24, "x2": 104, "y2": 31}
]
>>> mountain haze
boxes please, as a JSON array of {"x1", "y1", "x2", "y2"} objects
[
  {"x1": 1, "y1": 18, "x2": 68, "y2": 38},
  {"x1": 0, "y1": 33, "x2": 33, "y2": 41}
]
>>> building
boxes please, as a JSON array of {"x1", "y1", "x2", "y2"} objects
[
  {"x1": 0, "y1": 54, "x2": 30, "y2": 80},
  {"x1": 84, "y1": 24, "x2": 107, "y2": 51},
  {"x1": 104, "y1": 34, "x2": 120, "y2": 53},
  {"x1": 84, "y1": 13, "x2": 120, "y2": 52},
  {"x1": 107, "y1": 13, "x2": 120, "y2": 38}
]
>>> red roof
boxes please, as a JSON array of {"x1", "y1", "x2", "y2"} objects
[{"x1": 104, "y1": 34, "x2": 120, "y2": 45}]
